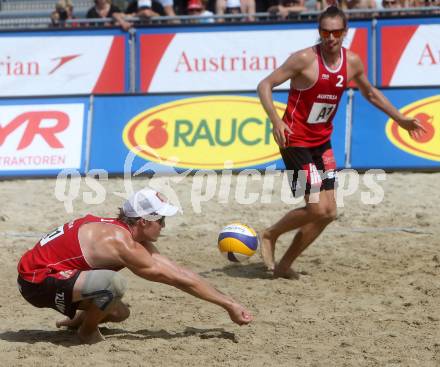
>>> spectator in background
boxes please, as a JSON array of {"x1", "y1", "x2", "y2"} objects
[
  {"x1": 381, "y1": 0, "x2": 401, "y2": 11},
  {"x1": 216, "y1": 0, "x2": 256, "y2": 21},
  {"x1": 315, "y1": 0, "x2": 329, "y2": 10},
  {"x1": 112, "y1": 0, "x2": 128, "y2": 10},
  {"x1": 87, "y1": 0, "x2": 132, "y2": 31},
  {"x1": 216, "y1": 0, "x2": 239, "y2": 21},
  {"x1": 381, "y1": 0, "x2": 399, "y2": 6},
  {"x1": 125, "y1": 0, "x2": 166, "y2": 22},
  {"x1": 413, "y1": 0, "x2": 439, "y2": 6},
  {"x1": 315, "y1": 0, "x2": 343, "y2": 11},
  {"x1": 317, "y1": 0, "x2": 376, "y2": 16},
  {"x1": 51, "y1": 0, "x2": 76, "y2": 27},
  {"x1": 344, "y1": 0, "x2": 377, "y2": 10},
  {"x1": 187, "y1": 0, "x2": 215, "y2": 22},
  {"x1": 268, "y1": 0, "x2": 306, "y2": 19},
  {"x1": 156, "y1": 0, "x2": 179, "y2": 19},
  {"x1": 239, "y1": 0, "x2": 256, "y2": 20}
]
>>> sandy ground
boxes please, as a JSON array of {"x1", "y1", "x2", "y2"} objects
[{"x1": 0, "y1": 172, "x2": 439, "y2": 367}]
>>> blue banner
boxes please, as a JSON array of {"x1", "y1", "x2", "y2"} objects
[
  {"x1": 89, "y1": 92, "x2": 347, "y2": 174},
  {"x1": 350, "y1": 88, "x2": 440, "y2": 169}
]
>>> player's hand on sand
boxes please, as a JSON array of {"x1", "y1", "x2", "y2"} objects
[
  {"x1": 227, "y1": 303, "x2": 253, "y2": 325},
  {"x1": 272, "y1": 120, "x2": 292, "y2": 148},
  {"x1": 396, "y1": 116, "x2": 427, "y2": 141}
]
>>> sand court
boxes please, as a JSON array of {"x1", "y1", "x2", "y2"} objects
[{"x1": 0, "y1": 172, "x2": 438, "y2": 366}]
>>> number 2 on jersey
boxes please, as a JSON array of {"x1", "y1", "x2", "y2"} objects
[
  {"x1": 40, "y1": 226, "x2": 64, "y2": 246},
  {"x1": 336, "y1": 75, "x2": 344, "y2": 87}
]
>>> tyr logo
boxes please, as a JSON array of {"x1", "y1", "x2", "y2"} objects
[{"x1": 0, "y1": 111, "x2": 69, "y2": 150}]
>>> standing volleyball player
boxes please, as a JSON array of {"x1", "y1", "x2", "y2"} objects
[{"x1": 257, "y1": 6, "x2": 425, "y2": 278}]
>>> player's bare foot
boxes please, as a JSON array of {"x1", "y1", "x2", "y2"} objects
[
  {"x1": 56, "y1": 317, "x2": 75, "y2": 328},
  {"x1": 260, "y1": 230, "x2": 276, "y2": 271},
  {"x1": 56, "y1": 311, "x2": 84, "y2": 329},
  {"x1": 77, "y1": 327, "x2": 104, "y2": 344},
  {"x1": 273, "y1": 266, "x2": 299, "y2": 280}
]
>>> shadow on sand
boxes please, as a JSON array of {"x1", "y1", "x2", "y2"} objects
[
  {"x1": 0, "y1": 326, "x2": 237, "y2": 346},
  {"x1": 200, "y1": 261, "x2": 273, "y2": 280},
  {"x1": 101, "y1": 326, "x2": 237, "y2": 342},
  {"x1": 0, "y1": 328, "x2": 79, "y2": 347}
]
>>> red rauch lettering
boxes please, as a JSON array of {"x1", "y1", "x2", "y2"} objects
[
  {"x1": 418, "y1": 43, "x2": 438, "y2": 65},
  {"x1": 174, "y1": 51, "x2": 277, "y2": 73},
  {"x1": 0, "y1": 56, "x2": 40, "y2": 76},
  {"x1": 0, "y1": 111, "x2": 69, "y2": 150}
]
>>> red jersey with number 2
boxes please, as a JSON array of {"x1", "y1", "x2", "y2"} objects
[
  {"x1": 17, "y1": 215, "x2": 129, "y2": 283},
  {"x1": 283, "y1": 45, "x2": 347, "y2": 147}
]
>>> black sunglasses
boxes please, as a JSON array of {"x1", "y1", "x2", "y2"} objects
[
  {"x1": 141, "y1": 213, "x2": 165, "y2": 225},
  {"x1": 157, "y1": 216, "x2": 165, "y2": 226}
]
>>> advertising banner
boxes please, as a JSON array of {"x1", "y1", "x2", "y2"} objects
[
  {"x1": 90, "y1": 93, "x2": 347, "y2": 173},
  {"x1": 378, "y1": 19, "x2": 440, "y2": 87},
  {"x1": 137, "y1": 23, "x2": 369, "y2": 93},
  {"x1": 350, "y1": 88, "x2": 440, "y2": 169},
  {"x1": 0, "y1": 30, "x2": 128, "y2": 96},
  {"x1": 0, "y1": 97, "x2": 89, "y2": 176}
]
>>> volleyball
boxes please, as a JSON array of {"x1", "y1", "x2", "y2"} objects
[{"x1": 217, "y1": 223, "x2": 259, "y2": 262}]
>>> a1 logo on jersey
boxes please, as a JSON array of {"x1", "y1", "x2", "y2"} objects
[{"x1": 307, "y1": 103, "x2": 336, "y2": 124}]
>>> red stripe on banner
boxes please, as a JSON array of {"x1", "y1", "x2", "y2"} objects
[
  {"x1": 381, "y1": 25, "x2": 418, "y2": 86},
  {"x1": 140, "y1": 34, "x2": 175, "y2": 92},
  {"x1": 93, "y1": 36, "x2": 125, "y2": 93},
  {"x1": 348, "y1": 28, "x2": 368, "y2": 88}
]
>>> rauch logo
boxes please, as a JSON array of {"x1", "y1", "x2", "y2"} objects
[
  {"x1": 385, "y1": 95, "x2": 440, "y2": 162},
  {"x1": 122, "y1": 96, "x2": 285, "y2": 169}
]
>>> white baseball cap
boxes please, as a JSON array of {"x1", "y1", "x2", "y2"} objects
[{"x1": 122, "y1": 189, "x2": 179, "y2": 220}]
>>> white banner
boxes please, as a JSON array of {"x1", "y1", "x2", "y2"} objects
[
  {"x1": 390, "y1": 25, "x2": 440, "y2": 86},
  {"x1": 0, "y1": 36, "x2": 118, "y2": 96},
  {"x1": 144, "y1": 29, "x2": 359, "y2": 92},
  {"x1": 0, "y1": 104, "x2": 85, "y2": 170}
]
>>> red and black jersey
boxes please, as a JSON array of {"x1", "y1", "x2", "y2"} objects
[
  {"x1": 283, "y1": 45, "x2": 347, "y2": 147},
  {"x1": 17, "y1": 214, "x2": 129, "y2": 283}
]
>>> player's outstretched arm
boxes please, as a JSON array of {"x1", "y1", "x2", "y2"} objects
[
  {"x1": 349, "y1": 52, "x2": 426, "y2": 140},
  {"x1": 150, "y1": 252, "x2": 252, "y2": 325},
  {"x1": 118, "y1": 238, "x2": 253, "y2": 325},
  {"x1": 257, "y1": 50, "x2": 310, "y2": 147}
]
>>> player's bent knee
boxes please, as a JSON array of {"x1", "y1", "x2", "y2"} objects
[
  {"x1": 81, "y1": 270, "x2": 127, "y2": 311},
  {"x1": 117, "y1": 302, "x2": 130, "y2": 321},
  {"x1": 122, "y1": 304, "x2": 130, "y2": 320},
  {"x1": 109, "y1": 301, "x2": 130, "y2": 322},
  {"x1": 109, "y1": 272, "x2": 127, "y2": 299},
  {"x1": 306, "y1": 205, "x2": 327, "y2": 220},
  {"x1": 323, "y1": 206, "x2": 337, "y2": 222},
  {"x1": 328, "y1": 208, "x2": 337, "y2": 222},
  {"x1": 307, "y1": 205, "x2": 336, "y2": 222},
  {"x1": 319, "y1": 206, "x2": 336, "y2": 223}
]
